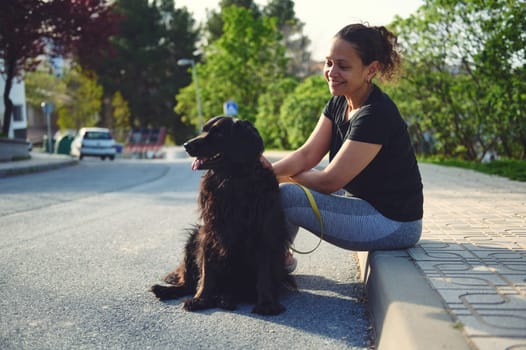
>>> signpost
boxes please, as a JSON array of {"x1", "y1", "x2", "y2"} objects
[{"x1": 41, "y1": 102, "x2": 54, "y2": 153}]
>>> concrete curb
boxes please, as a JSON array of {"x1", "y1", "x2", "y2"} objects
[{"x1": 357, "y1": 251, "x2": 472, "y2": 350}]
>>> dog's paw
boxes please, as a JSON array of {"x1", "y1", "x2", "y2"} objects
[
  {"x1": 217, "y1": 296, "x2": 236, "y2": 311},
  {"x1": 183, "y1": 297, "x2": 216, "y2": 311},
  {"x1": 150, "y1": 284, "x2": 176, "y2": 300},
  {"x1": 252, "y1": 302, "x2": 285, "y2": 316}
]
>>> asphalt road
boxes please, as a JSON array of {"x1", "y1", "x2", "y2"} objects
[{"x1": 0, "y1": 151, "x2": 371, "y2": 349}]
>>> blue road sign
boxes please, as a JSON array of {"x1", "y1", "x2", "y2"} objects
[{"x1": 223, "y1": 100, "x2": 238, "y2": 116}]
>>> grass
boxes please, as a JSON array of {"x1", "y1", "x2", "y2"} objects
[
  {"x1": 452, "y1": 321, "x2": 464, "y2": 330},
  {"x1": 420, "y1": 157, "x2": 526, "y2": 182}
]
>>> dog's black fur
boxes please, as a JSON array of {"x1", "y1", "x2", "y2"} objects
[{"x1": 151, "y1": 116, "x2": 295, "y2": 315}]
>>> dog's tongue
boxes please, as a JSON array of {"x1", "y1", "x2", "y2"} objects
[{"x1": 191, "y1": 158, "x2": 202, "y2": 171}]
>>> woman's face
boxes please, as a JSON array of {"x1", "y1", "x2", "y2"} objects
[{"x1": 323, "y1": 37, "x2": 372, "y2": 97}]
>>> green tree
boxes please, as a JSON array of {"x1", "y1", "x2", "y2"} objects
[
  {"x1": 95, "y1": 0, "x2": 199, "y2": 143},
  {"x1": 279, "y1": 74, "x2": 328, "y2": 149},
  {"x1": 204, "y1": 0, "x2": 261, "y2": 44},
  {"x1": 56, "y1": 66, "x2": 103, "y2": 131},
  {"x1": 111, "y1": 91, "x2": 131, "y2": 131},
  {"x1": 460, "y1": 0, "x2": 526, "y2": 159},
  {"x1": 25, "y1": 64, "x2": 103, "y2": 132},
  {"x1": 263, "y1": 0, "x2": 312, "y2": 78},
  {"x1": 255, "y1": 77, "x2": 298, "y2": 149},
  {"x1": 204, "y1": 0, "x2": 311, "y2": 79},
  {"x1": 110, "y1": 90, "x2": 131, "y2": 143},
  {"x1": 388, "y1": 0, "x2": 526, "y2": 160},
  {"x1": 24, "y1": 66, "x2": 67, "y2": 110},
  {"x1": 0, "y1": 0, "x2": 117, "y2": 136},
  {"x1": 176, "y1": 6, "x2": 287, "y2": 128}
]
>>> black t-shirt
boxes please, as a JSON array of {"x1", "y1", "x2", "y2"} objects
[{"x1": 323, "y1": 85, "x2": 423, "y2": 221}]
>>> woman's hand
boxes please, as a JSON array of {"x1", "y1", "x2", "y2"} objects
[
  {"x1": 260, "y1": 155, "x2": 272, "y2": 169},
  {"x1": 260, "y1": 155, "x2": 295, "y2": 183}
]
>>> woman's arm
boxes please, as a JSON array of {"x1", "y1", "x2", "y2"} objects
[
  {"x1": 271, "y1": 115, "x2": 333, "y2": 179},
  {"x1": 265, "y1": 113, "x2": 382, "y2": 193},
  {"x1": 291, "y1": 139, "x2": 382, "y2": 193}
]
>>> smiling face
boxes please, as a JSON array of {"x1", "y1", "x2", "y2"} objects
[{"x1": 323, "y1": 37, "x2": 376, "y2": 98}]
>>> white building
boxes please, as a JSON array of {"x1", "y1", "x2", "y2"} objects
[{"x1": 0, "y1": 66, "x2": 28, "y2": 139}]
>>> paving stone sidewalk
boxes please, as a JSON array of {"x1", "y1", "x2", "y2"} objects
[
  {"x1": 411, "y1": 163, "x2": 526, "y2": 349},
  {"x1": 268, "y1": 150, "x2": 526, "y2": 349}
]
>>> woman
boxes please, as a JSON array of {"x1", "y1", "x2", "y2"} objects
[{"x1": 263, "y1": 23, "x2": 423, "y2": 271}]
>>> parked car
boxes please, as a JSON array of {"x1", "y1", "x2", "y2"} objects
[{"x1": 70, "y1": 127, "x2": 116, "y2": 160}]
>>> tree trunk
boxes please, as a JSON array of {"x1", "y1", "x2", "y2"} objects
[
  {"x1": 2, "y1": 63, "x2": 14, "y2": 136},
  {"x1": 100, "y1": 90, "x2": 113, "y2": 129},
  {"x1": 2, "y1": 77, "x2": 13, "y2": 136}
]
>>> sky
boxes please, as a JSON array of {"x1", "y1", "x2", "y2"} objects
[{"x1": 175, "y1": 0, "x2": 424, "y2": 61}]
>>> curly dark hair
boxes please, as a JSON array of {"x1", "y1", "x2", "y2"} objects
[{"x1": 335, "y1": 23, "x2": 401, "y2": 81}]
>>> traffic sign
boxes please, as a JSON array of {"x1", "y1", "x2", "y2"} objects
[
  {"x1": 41, "y1": 102, "x2": 54, "y2": 114},
  {"x1": 223, "y1": 100, "x2": 238, "y2": 116}
]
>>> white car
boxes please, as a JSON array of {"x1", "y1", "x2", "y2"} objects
[{"x1": 70, "y1": 127, "x2": 116, "y2": 160}]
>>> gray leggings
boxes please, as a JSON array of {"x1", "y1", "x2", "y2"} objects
[{"x1": 279, "y1": 183, "x2": 422, "y2": 251}]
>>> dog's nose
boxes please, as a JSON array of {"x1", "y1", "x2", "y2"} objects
[{"x1": 184, "y1": 139, "x2": 199, "y2": 154}]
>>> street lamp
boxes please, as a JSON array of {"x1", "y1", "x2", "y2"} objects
[{"x1": 177, "y1": 58, "x2": 203, "y2": 132}]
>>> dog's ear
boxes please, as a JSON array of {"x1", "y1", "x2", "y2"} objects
[
  {"x1": 232, "y1": 119, "x2": 264, "y2": 160},
  {"x1": 202, "y1": 116, "x2": 227, "y2": 132}
]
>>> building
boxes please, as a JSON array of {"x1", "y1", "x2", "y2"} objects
[{"x1": 0, "y1": 64, "x2": 28, "y2": 140}]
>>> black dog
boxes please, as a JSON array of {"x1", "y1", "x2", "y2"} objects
[{"x1": 151, "y1": 116, "x2": 295, "y2": 315}]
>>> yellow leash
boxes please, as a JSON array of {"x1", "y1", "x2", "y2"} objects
[{"x1": 290, "y1": 184, "x2": 324, "y2": 255}]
